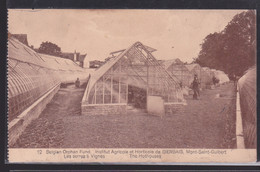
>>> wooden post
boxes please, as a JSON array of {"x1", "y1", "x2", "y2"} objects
[
  {"x1": 94, "y1": 83, "x2": 97, "y2": 104},
  {"x1": 119, "y1": 76, "x2": 121, "y2": 103},
  {"x1": 146, "y1": 61, "x2": 149, "y2": 110},
  {"x1": 181, "y1": 65, "x2": 183, "y2": 85},
  {"x1": 111, "y1": 75, "x2": 113, "y2": 103},
  {"x1": 102, "y1": 76, "x2": 105, "y2": 104},
  {"x1": 126, "y1": 63, "x2": 129, "y2": 104},
  {"x1": 119, "y1": 60, "x2": 121, "y2": 103},
  {"x1": 168, "y1": 90, "x2": 169, "y2": 102},
  {"x1": 200, "y1": 68, "x2": 202, "y2": 86}
]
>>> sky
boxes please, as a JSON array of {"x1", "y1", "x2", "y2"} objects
[{"x1": 8, "y1": 9, "x2": 246, "y2": 63}]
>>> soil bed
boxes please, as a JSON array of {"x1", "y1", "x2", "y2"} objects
[{"x1": 12, "y1": 83, "x2": 236, "y2": 148}]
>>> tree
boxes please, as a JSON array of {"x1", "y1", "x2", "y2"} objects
[
  {"x1": 38, "y1": 41, "x2": 61, "y2": 56},
  {"x1": 195, "y1": 10, "x2": 256, "y2": 77}
]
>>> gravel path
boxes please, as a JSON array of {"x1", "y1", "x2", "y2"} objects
[
  {"x1": 12, "y1": 83, "x2": 236, "y2": 148},
  {"x1": 12, "y1": 84, "x2": 84, "y2": 148}
]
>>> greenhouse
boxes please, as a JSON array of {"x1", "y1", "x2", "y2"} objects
[
  {"x1": 211, "y1": 69, "x2": 230, "y2": 84},
  {"x1": 202, "y1": 67, "x2": 214, "y2": 78},
  {"x1": 185, "y1": 64, "x2": 212, "y2": 88},
  {"x1": 238, "y1": 66, "x2": 256, "y2": 148},
  {"x1": 162, "y1": 58, "x2": 191, "y2": 87},
  {"x1": 8, "y1": 37, "x2": 90, "y2": 122},
  {"x1": 81, "y1": 42, "x2": 185, "y2": 116}
]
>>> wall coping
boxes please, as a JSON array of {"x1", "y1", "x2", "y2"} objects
[
  {"x1": 8, "y1": 84, "x2": 60, "y2": 130},
  {"x1": 82, "y1": 103, "x2": 127, "y2": 107},
  {"x1": 164, "y1": 102, "x2": 187, "y2": 106}
]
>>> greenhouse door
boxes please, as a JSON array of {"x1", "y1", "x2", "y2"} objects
[{"x1": 127, "y1": 85, "x2": 147, "y2": 109}]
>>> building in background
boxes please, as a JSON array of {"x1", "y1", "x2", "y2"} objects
[
  {"x1": 60, "y1": 51, "x2": 87, "y2": 68},
  {"x1": 11, "y1": 34, "x2": 29, "y2": 46},
  {"x1": 10, "y1": 33, "x2": 88, "y2": 68},
  {"x1": 89, "y1": 60, "x2": 105, "y2": 68}
]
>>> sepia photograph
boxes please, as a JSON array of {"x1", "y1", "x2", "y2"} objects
[{"x1": 7, "y1": 9, "x2": 256, "y2": 163}]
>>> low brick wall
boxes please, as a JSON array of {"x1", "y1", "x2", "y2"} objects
[
  {"x1": 82, "y1": 103, "x2": 185, "y2": 116},
  {"x1": 164, "y1": 103, "x2": 186, "y2": 115},
  {"x1": 8, "y1": 84, "x2": 60, "y2": 147},
  {"x1": 82, "y1": 104, "x2": 127, "y2": 115}
]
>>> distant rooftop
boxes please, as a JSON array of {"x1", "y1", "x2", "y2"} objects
[
  {"x1": 185, "y1": 63, "x2": 201, "y2": 71},
  {"x1": 11, "y1": 34, "x2": 29, "y2": 46},
  {"x1": 162, "y1": 58, "x2": 183, "y2": 69}
]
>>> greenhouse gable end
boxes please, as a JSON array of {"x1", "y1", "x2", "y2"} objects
[{"x1": 81, "y1": 42, "x2": 186, "y2": 116}]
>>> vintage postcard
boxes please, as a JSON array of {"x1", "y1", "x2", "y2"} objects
[{"x1": 7, "y1": 9, "x2": 256, "y2": 163}]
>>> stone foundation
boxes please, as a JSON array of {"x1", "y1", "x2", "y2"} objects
[
  {"x1": 82, "y1": 102, "x2": 186, "y2": 116},
  {"x1": 82, "y1": 104, "x2": 127, "y2": 115}
]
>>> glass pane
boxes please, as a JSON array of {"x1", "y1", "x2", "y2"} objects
[
  {"x1": 96, "y1": 95, "x2": 103, "y2": 104},
  {"x1": 112, "y1": 95, "x2": 119, "y2": 103},
  {"x1": 88, "y1": 88, "x2": 95, "y2": 104},
  {"x1": 104, "y1": 95, "x2": 111, "y2": 104}
]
